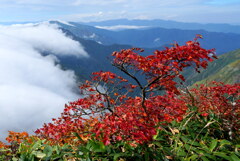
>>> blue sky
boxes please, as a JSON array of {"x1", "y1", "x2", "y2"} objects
[{"x1": 0, "y1": 0, "x2": 240, "y2": 24}]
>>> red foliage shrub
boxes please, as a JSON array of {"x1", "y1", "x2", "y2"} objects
[{"x1": 36, "y1": 37, "x2": 219, "y2": 145}]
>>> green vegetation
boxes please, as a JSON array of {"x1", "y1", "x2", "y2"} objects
[
  {"x1": 195, "y1": 59, "x2": 240, "y2": 84},
  {"x1": 185, "y1": 49, "x2": 240, "y2": 85}
]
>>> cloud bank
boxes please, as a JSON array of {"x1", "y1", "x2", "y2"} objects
[
  {"x1": 95, "y1": 25, "x2": 149, "y2": 31},
  {"x1": 0, "y1": 22, "x2": 88, "y2": 140}
]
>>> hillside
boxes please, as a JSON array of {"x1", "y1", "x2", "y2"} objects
[
  {"x1": 184, "y1": 49, "x2": 240, "y2": 85},
  {"x1": 195, "y1": 60, "x2": 240, "y2": 84}
]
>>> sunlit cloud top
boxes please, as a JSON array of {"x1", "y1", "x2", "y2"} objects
[{"x1": 0, "y1": 0, "x2": 240, "y2": 25}]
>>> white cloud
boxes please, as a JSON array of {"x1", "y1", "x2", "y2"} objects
[
  {"x1": 95, "y1": 25, "x2": 149, "y2": 31},
  {"x1": 61, "y1": 12, "x2": 105, "y2": 22},
  {"x1": 2, "y1": 22, "x2": 88, "y2": 57},
  {"x1": 1, "y1": 0, "x2": 240, "y2": 24},
  {"x1": 72, "y1": 0, "x2": 126, "y2": 6},
  {"x1": 61, "y1": 11, "x2": 130, "y2": 22},
  {"x1": 1, "y1": 0, "x2": 72, "y2": 5},
  {"x1": 0, "y1": 23, "x2": 88, "y2": 141}
]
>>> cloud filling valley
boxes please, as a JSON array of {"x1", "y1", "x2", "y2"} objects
[{"x1": 0, "y1": 22, "x2": 88, "y2": 140}]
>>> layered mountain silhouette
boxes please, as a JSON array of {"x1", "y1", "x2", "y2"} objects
[
  {"x1": 44, "y1": 20, "x2": 240, "y2": 85},
  {"x1": 50, "y1": 20, "x2": 240, "y2": 54}
]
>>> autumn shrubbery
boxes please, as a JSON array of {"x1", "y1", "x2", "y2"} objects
[{"x1": 1, "y1": 36, "x2": 239, "y2": 160}]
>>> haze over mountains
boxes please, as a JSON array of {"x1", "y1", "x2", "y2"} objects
[
  {"x1": 0, "y1": 18, "x2": 239, "y2": 140},
  {"x1": 45, "y1": 19, "x2": 240, "y2": 82},
  {"x1": 47, "y1": 20, "x2": 240, "y2": 54},
  {"x1": 84, "y1": 19, "x2": 240, "y2": 34}
]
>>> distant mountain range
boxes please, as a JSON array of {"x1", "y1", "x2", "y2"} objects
[
  {"x1": 49, "y1": 20, "x2": 240, "y2": 54},
  {"x1": 40, "y1": 20, "x2": 240, "y2": 85},
  {"x1": 83, "y1": 19, "x2": 240, "y2": 34}
]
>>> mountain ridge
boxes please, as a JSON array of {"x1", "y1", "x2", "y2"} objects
[
  {"x1": 83, "y1": 18, "x2": 240, "y2": 34},
  {"x1": 49, "y1": 20, "x2": 240, "y2": 55},
  {"x1": 41, "y1": 20, "x2": 240, "y2": 85}
]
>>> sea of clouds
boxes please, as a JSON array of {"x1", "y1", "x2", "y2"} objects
[{"x1": 0, "y1": 22, "x2": 88, "y2": 140}]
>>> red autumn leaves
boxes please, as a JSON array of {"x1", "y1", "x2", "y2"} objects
[
  {"x1": 34, "y1": 37, "x2": 239, "y2": 146},
  {"x1": 182, "y1": 82, "x2": 240, "y2": 132}
]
